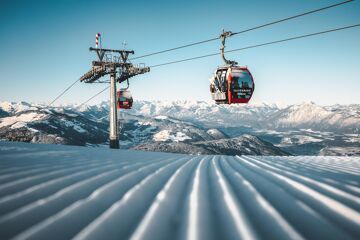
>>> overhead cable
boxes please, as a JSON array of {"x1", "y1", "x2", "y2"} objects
[{"x1": 130, "y1": 0, "x2": 354, "y2": 60}]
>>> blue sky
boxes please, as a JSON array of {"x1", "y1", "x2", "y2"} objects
[{"x1": 0, "y1": 0, "x2": 359, "y2": 105}]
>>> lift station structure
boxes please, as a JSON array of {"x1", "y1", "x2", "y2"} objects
[{"x1": 80, "y1": 34, "x2": 149, "y2": 149}]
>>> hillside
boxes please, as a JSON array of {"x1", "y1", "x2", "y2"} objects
[{"x1": 135, "y1": 134, "x2": 289, "y2": 155}]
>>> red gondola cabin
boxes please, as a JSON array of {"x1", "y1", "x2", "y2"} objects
[{"x1": 210, "y1": 66, "x2": 255, "y2": 104}]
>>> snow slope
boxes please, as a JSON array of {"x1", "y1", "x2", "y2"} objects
[{"x1": 0, "y1": 141, "x2": 359, "y2": 239}]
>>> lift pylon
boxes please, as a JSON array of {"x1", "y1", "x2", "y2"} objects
[{"x1": 80, "y1": 34, "x2": 150, "y2": 149}]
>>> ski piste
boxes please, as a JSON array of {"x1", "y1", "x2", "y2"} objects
[{"x1": 0, "y1": 141, "x2": 359, "y2": 239}]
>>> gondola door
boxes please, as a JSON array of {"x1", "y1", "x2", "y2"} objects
[{"x1": 227, "y1": 67, "x2": 254, "y2": 104}]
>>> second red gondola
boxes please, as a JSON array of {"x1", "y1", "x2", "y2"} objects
[{"x1": 117, "y1": 89, "x2": 133, "y2": 109}]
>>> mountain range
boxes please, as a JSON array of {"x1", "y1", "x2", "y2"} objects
[{"x1": 0, "y1": 101, "x2": 359, "y2": 156}]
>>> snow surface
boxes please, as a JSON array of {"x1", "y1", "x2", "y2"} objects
[
  {"x1": 280, "y1": 135, "x2": 323, "y2": 145},
  {"x1": 0, "y1": 101, "x2": 34, "y2": 114},
  {"x1": 0, "y1": 141, "x2": 359, "y2": 239},
  {"x1": 153, "y1": 130, "x2": 191, "y2": 142},
  {"x1": 154, "y1": 115, "x2": 168, "y2": 120}
]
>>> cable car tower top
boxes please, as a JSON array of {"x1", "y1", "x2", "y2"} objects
[
  {"x1": 80, "y1": 47, "x2": 149, "y2": 84},
  {"x1": 79, "y1": 33, "x2": 150, "y2": 149}
]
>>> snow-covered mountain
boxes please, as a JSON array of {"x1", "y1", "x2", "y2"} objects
[
  {"x1": 127, "y1": 100, "x2": 360, "y2": 156},
  {"x1": 0, "y1": 101, "x2": 359, "y2": 155},
  {"x1": 0, "y1": 101, "x2": 108, "y2": 146},
  {"x1": 128, "y1": 100, "x2": 360, "y2": 133}
]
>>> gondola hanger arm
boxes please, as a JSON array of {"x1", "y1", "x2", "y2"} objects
[{"x1": 220, "y1": 29, "x2": 238, "y2": 66}]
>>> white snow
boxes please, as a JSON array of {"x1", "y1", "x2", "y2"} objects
[
  {"x1": 0, "y1": 142, "x2": 359, "y2": 239},
  {"x1": 297, "y1": 135, "x2": 323, "y2": 144},
  {"x1": 153, "y1": 130, "x2": 170, "y2": 141},
  {"x1": 212, "y1": 157, "x2": 256, "y2": 239},
  {"x1": 0, "y1": 102, "x2": 14, "y2": 112},
  {"x1": 0, "y1": 101, "x2": 34, "y2": 113},
  {"x1": 153, "y1": 130, "x2": 191, "y2": 142},
  {"x1": 187, "y1": 159, "x2": 203, "y2": 240},
  {"x1": 0, "y1": 112, "x2": 46, "y2": 129},
  {"x1": 281, "y1": 137, "x2": 292, "y2": 145},
  {"x1": 154, "y1": 115, "x2": 168, "y2": 120},
  {"x1": 206, "y1": 128, "x2": 227, "y2": 140},
  {"x1": 137, "y1": 121, "x2": 152, "y2": 126}
]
